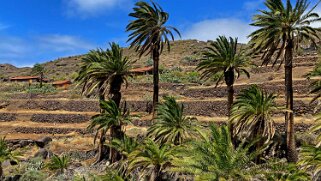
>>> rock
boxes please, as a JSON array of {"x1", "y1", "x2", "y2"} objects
[
  {"x1": 35, "y1": 137, "x2": 52, "y2": 148},
  {"x1": 34, "y1": 148, "x2": 53, "y2": 159},
  {"x1": 19, "y1": 140, "x2": 34, "y2": 147}
]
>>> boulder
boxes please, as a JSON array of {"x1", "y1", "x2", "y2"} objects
[
  {"x1": 18, "y1": 139, "x2": 34, "y2": 147},
  {"x1": 35, "y1": 137, "x2": 52, "y2": 148}
]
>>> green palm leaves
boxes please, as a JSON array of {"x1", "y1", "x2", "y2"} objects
[
  {"x1": 88, "y1": 100, "x2": 131, "y2": 134},
  {"x1": 197, "y1": 36, "x2": 250, "y2": 86},
  {"x1": 76, "y1": 42, "x2": 133, "y2": 97},
  {"x1": 249, "y1": 0, "x2": 320, "y2": 66},
  {"x1": 298, "y1": 145, "x2": 321, "y2": 179},
  {"x1": 127, "y1": 139, "x2": 176, "y2": 180},
  {"x1": 46, "y1": 155, "x2": 70, "y2": 173},
  {"x1": 126, "y1": 1, "x2": 180, "y2": 56},
  {"x1": 147, "y1": 97, "x2": 200, "y2": 145},
  {"x1": 172, "y1": 125, "x2": 258, "y2": 181},
  {"x1": 229, "y1": 85, "x2": 280, "y2": 143}
]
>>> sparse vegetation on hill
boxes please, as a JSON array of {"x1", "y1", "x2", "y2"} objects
[{"x1": 2, "y1": 0, "x2": 321, "y2": 180}]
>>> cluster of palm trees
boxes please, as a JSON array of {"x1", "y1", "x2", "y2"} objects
[{"x1": 74, "y1": 0, "x2": 321, "y2": 180}]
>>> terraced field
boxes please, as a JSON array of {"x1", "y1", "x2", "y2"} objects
[{"x1": 0, "y1": 52, "x2": 320, "y2": 153}]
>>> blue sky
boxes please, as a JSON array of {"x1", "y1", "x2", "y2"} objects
[{"x1": 0, "y1": 0, "x2": 319, "y2": 67}]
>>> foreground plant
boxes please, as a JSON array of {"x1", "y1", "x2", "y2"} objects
[
  {"x1": 46, "y1": 155, "x2": 70, "y2": 174},
  {"x1": 172, "y1": 125, "x2": 260, "y2": 180},
  {"x1": 229, "y1": 85, "x2": 281, "y2": 148},
  {"x1": 127, "y1": 1, "x2": 181, "y2": 116},
  {"x1": 147, "y1": 96, "x2": 200, "y2": 145},
  {"x1": 249, "y1": 0, "x2": 321, "y2": 162},
  {"x1": 298, "y1": 145, "x2": 321, "y2": 180},
  {"x1": 127, "y1": 139, "x2": 176, "y2": 181}
]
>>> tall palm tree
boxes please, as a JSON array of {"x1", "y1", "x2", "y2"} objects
[
  {"x1": 229, "y1": 85, "x2": 281, "y2": 151},
  {"x1": 147, "y1": 96, "x2": 200, "y2": 145},
  {"x1": 197, "y1": 36, "x2": 250, "y2": 114},
  {"x1": 248, "y1": 0, "x2": 321, "y2": 162},
  {"x1": 88, "y1": 100, "x2": 132, "y2": 163},
  {"x1": 127, "y1": 139, "x2": 176, "y2": 181},
  {"x1": 126, "y1": 1, "x2": 181, "y2": 116},
  {"x1": 172, "y1": 125, "x2": 260, "y2": 180},
  {"x1": 76, "y1": 42, "x2": 133, "y2": 163},
  {"x1": 197, "y1": 36, "x2": 250, "y2": 139}
]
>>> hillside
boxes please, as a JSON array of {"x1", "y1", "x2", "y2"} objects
[{"x1": 0, "y1": 40, "x2": 208, "y2": 80}]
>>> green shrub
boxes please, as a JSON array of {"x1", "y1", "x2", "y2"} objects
[
  {"x1": 46, "y1": 155, "x2": 70, "y2": 173},
  {"x1": 26, "y1": 84, "x2": 57, "y2": 94},
  {"x1": 20, "y1": 170, "x2": 47, "y2": 181}
]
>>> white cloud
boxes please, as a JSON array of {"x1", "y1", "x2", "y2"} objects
[
  {"x1": 65, "y1": 0, "x2": 131, "y2": 16},
  {"x1": 183, "y1": 19, "x2": 255, "y2": 43},
  {"x1": 37, "y1": 34, "x2": 94, "y2": 52}
]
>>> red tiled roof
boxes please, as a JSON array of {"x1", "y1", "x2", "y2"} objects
[
  {"x1": 52, "y1": 80, "x2": 72, "y2": 85},
  {"x1": 130, "y1": 66, "x2": 153, "y2": 73},
  {"x1": 9, "y1": 76, "x2": 40, "y2": 80}
]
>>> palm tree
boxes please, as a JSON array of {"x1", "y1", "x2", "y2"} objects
[
  {"x1": 126, "y1": 1, "x2": 181, "y2": 116},
  {"x1": 197, "y1": 36, "x2": 250, "y2": 140},
  {"x1": 127, "y1": 139, "x2": 176, "y2": 181},
  {"x1": 76, "y1": 48, "x2": 108, "y2": 101},
  {"x1": 147, "y1": 96, "x2": 200, "y2": 145},
  {"x1": 88, "y1": 100, "x2": 132, "y2": 163},
  {"x1": 109, "y1": 135, "x2": 139, "y2": 160},
  {"x1": 172, "y1": 125, "x2": 260, "y2": 180},
  {"x1": 76, "y1": 42, "x2": 133, "y2": 163},
  {"x1": 109, "y1": 135, "x2": 140, "y2": 177},
  {"x1": 229, "y1": 85, "x2": 281, "y2": 152},
  {"x1": 248, "y1": 0, "x2": 321, "y2": 162},
  {"x1": 197, "y1": 36, "x2": 250, "y2": 113},
  {"x1": 76, "y1": 42, "x2": 132, "y2": 106},
  {"x1": 31, "y1": 63, "x2": 45, "y2": 88}
]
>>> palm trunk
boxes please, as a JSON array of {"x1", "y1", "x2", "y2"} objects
[
  {"x1": 255, "y1": 120, "x2": 265, "y2": 164},
  {"x1": 284, "y1": 39, "x2": 298, "y2": 162},
  {"x1": 95, "y1": 82, "x2": 107, "y2": 164},
  {"x1": 152, "y1": 47, "x2": 160, "y2": 118},
  {"x1": 225, "y1": 69, "x2": 235, "y2": 143},
  {"x1": 109, "y1": 77, "x2": 124, "y2": 163},
  {"x1": 154, "y1": 165, "x2": 162, "y2": 181},
  {"x1": 40, "y1": 72, "x2": 43, "y2": 88}
]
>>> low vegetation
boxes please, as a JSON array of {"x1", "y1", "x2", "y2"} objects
[{"x1": 2, "y1": 0, "x2": 321, "y2": 180}]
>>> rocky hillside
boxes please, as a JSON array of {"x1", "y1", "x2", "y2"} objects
[{"x1": 0, "y1": 40, "x2": 208, "y2": 80}]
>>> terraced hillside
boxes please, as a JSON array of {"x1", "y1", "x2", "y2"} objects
[{"x1": 0, "y1": 41, "x2": 320, "y2": 153}]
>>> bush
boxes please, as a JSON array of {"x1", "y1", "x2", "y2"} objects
[
  {"x1": 46, "y1": 155, "x2": 70, "y2": 173},
  {"x1": 26, "y1": 84, "x2": 57, "y2": 94},
  {"x1": 20, "y1": 170, "x2": 47, "y2": 181}
]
